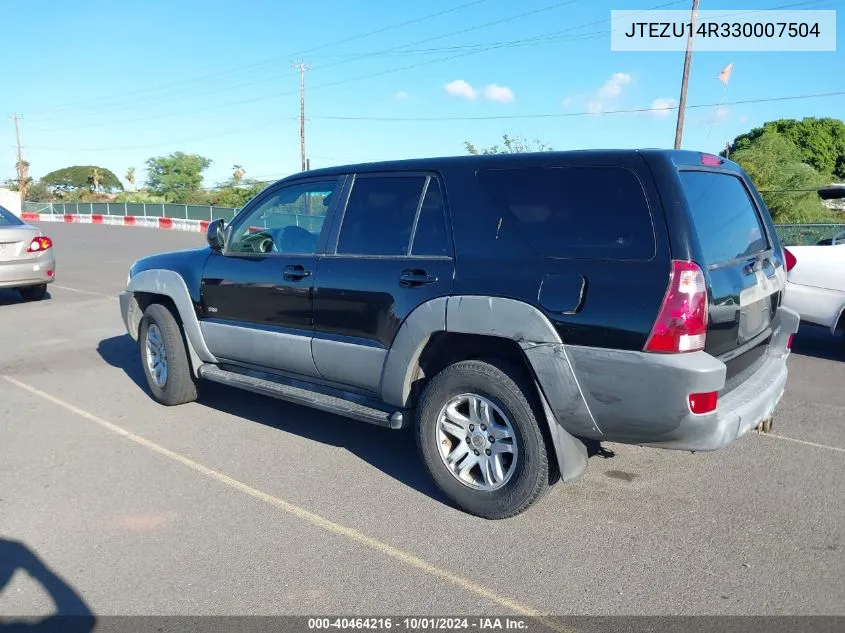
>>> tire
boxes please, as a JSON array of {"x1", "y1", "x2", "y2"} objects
[
  {"x1": 138, "y1": 302, "x2": 198, "y2": 406},
  {"x1": 416, "y1": 359, "x2": 550, "y2": 519},
  {"x1": 19, "y1": 284, "x2": 47, "y2": 301}
]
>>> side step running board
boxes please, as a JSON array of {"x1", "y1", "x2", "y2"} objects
[{"x1": 197, "y1": 365, "x2": 408, "y2": 430}]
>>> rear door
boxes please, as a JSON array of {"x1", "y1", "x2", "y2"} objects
[
  {"x1": 311, "y1": 172, "x2": 455, "y2": 394},
  {"x1": 678, "y1": 169, "x2": 782, "y2": 382}
]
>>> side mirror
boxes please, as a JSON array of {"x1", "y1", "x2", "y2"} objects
[{"x1": 207, "y1": 218, "x2": 225, "y2": 252}]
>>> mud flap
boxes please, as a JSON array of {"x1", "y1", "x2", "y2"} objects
[{"x1": 533, "y1": 379, "x2": 589, "y2": 483}]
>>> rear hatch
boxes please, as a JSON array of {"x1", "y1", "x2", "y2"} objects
[{"x1": 678, "y1": 168, "x2": 783, "y2": 390}]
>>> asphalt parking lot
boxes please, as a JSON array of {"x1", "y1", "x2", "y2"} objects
[{"x1": 1, "y1": 222, "x2": 843, "y2": 619}]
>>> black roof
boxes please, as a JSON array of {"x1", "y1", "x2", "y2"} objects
[{"x1": 281, "y1": 148, "x2": 741, "y2": 183}]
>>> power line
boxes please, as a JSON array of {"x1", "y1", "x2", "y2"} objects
[
  {"x1": 24, "y1": 90, "x2": 845, "y2": 156},
  {"x1": 302, "y1": 91, "x2": 845, "y2": 121},
  {"x1": 26, "y1": 0, "x2": 496, "y2": 117},
  {"x1": 32, "y1": 0, "x2": 591, "y2": 127}
]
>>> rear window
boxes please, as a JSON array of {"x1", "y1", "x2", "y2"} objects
[
  {"x1": 476, "y1": 166, "x2": 655, "y2": 260},
  {"x1": 679, "y1": 171, "x2": 768, "y2": 266},
  {"x1": 0, "y1": 206, "x2": 24, "y2": 226}
]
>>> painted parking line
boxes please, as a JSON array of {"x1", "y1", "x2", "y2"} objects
[
  {"x1": 756, "y1": 430, "x2": 845, "y2": 454},
  {"x1": 51, "y1": 284, "x2": 111, "y2": 298},
  {"x1": 1, "y1": 375, "x2": 572, "y2": 631}
]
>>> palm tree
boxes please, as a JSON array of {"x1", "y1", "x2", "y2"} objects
[
  {"x1": 232, "y1": 164, "x2": 245, "y2": 184},
  {"x1": 126, "y1": 167, "x2": 136, "y2": 192},
  {"x1": 89, "y1": 167, "x2": 101, "y2": 192}
]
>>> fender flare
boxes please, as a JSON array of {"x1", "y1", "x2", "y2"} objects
[
  {"x1": 831, "y1": 303, "x2": 845, "y2": 336},
  {"x1": 126, "y1": 269, "x2": 217, "y2": 376},
  {"x1": 379, "y1": 295, "x2": 589, "y2": 482}
]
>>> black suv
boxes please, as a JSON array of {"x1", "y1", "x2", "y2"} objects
[{"x1": 119, "y1": 150, "x2": 799, "y2": 519}]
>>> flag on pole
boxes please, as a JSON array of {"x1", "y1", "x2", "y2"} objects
[{"x1": 718, "y1": 63, "x2": 734, "y2": 85}]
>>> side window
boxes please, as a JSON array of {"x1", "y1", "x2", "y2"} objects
[
  {"x1": 477, "y1": 166, "x2": 655, "y2": 260},
  {"x1": 227, "y1": 180, "x2": 337, "y2": 255},
  {"x1": 337, "y1": 176, "x2": 426, "y2": 256},
  {"x1": 411, "y1": 179, "x2": 450, "y2": 257}
]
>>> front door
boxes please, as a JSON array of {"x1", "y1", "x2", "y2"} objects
[
  {"x1": 200, "y1": 177, "x2": 343, "y2": 377},
  {"x1": 312, "y1": 172, "x2": 455, "y2": 393}
]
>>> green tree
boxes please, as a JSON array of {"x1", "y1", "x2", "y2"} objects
[
  {"x1": 209, "y1": 180, "x2": 266, "y2": 208},
  {"x1": 126, "y1": 167, "x2": 136, "y2": 191},
  {"x1": 726, "y1": 117, "x2": 845, "y2": 180},
  {"x1": 145, "y1": 152, "x2": 212, "y2": 203},
  {"x1": 26, "y1": 180, "x2": 51, "y2": 201},
  {"x1": 465, "y1": 133, "x2": 553, "y2": 155},
  {"x1": 732, "y1": 130, "x2": 832, "y2": 223},
  {"x1": 42, "y1": 165, "x2": 123, "y2": 192},
  {"x1": 232, "y1": 164, "x2": 245, "y2": 183}
]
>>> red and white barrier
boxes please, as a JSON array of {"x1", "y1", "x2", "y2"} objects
[{"x1": 22, "y1": 212, "x2": 211, "y2": 234}]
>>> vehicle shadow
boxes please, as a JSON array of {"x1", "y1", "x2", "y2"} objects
[
  {"x1": 790, "y1": 324, "x2": 844, "y2": 362},
  {"x1": 96, "y1": 334, "x2": 453, "y2": 506},
  {"x1": 0, "y1": 289, "x2": 53, "y2": 307},
  {"x1": 0, "y1": 538, "x2": 96, "y2": 633}
]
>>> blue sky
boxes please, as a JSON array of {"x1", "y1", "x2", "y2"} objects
[{"x1": 4, "y1": 0, "x2": 844, "y2": 189}]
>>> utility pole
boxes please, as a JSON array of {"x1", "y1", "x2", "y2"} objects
[
  {"x1": 292, "y1": 62, "x2": 311, "y2": 172},
  {"x1": 674, "y1": 0, "x2": 700, "y2": 150},
  {"x1": 10, "y1": 113, "x2": 29, "y2": 200}
]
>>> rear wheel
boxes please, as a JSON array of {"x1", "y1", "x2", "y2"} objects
[
  {"x1": 138, "y1": 302, "x2": 198, "y2": 406},
  {"x1": 416, "y1": 359, "x2": 550, "y2": 519},
  {"x1": 19, "y1": 284, "x2": 47, "y2": 301}
]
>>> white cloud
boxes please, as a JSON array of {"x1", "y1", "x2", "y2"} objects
[
  {"x1": 712, "y1": 106, "x2": 731, "y2": 123},
  {"x1": 649, "y1": 97, "x2": 677, "y2": 118},
  {"x1": 740, "y1": 114, "x2": 749, "y2": 123},
  {"x1": 483, "y1": 83, "x2": 515, "y2": 103},
  {"x1": 577, "y1": 72, "x2": 633, "y2": 114},
  {"x1": 561, "y1": 95, "x2": 576, "y2": 107},
  {"x1": 597, "y1": 72, "x2": 632, "y2": 100},
  {"x1": 586, "y1": 101, "x2": 603, "y2": 114},
  {"x1": 393, "y1": 91, "x2": 410, "y2": 100},
  {"x1": 444, "y1": 79, "x2": 478, "y2": 100}
]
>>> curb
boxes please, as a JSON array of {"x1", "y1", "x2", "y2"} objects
[{"x1": 22, "y1": 212, "x2": 211, "y2": 234}]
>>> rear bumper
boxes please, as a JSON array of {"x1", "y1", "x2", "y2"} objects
[
  {"x1": 0, "y1": 253, "x2": 56, "y2": 289},
  {"x1": 527, "y1": 307, "x2": 800, "y2": 452}
]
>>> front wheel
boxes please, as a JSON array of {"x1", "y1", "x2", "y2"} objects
[
  {"x1": 138, "y1": 302, "x2": 198, "y2": 406},
  {"x1": 416, "y1": 359, "x2": 550, "y2": 519}
]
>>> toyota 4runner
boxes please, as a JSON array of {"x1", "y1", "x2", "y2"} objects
[{"x1": 119, "y1": 149, "x2": 799, "y2": 519}]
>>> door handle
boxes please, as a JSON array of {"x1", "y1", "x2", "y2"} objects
[
  {"x1": 399, "y1": 270, "x2": 438, "y2": 287},
  {"x1": 284, "y1": 264, "x2": 312, "y2": 281}
]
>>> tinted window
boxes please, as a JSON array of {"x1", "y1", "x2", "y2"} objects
[
  {"x1": 228, "y1": 180, "x2": 336, "y2": 254},
  {"x1": 0, "y1": 206, "x2": 24, "y2": 226},
  {"x1": 477, "y1": 166, "x2": 655, "y2": 260},
  {"x1": 411, "y1": 179, "x2": 450, "y2": 257},
  {"x1": 337, "y1": 176, "x2": 426, "y2": 256},
  {"x1": 679, "y1": 171, "x2": 768, "y2": 265}
]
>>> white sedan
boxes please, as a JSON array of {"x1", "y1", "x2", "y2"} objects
[{"x1": 781, "y1": 230, "x2": 845, "y2": 340}]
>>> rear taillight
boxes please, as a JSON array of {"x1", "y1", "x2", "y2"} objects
[
  {"x1": 787, "y1": 334, "x2": 794, "y2": 349},
  {"x1": 701, "y1": 153, "x2": 723, "y2": 167},
  {"x1": 644, "y1": 260, "x2": 709, "y2": 353},
  {"x1": 784, "y1": 248, "x2": 797, "y2": 272},
  {"x1": 689, "y1": 391, "x2": 718, "y2": 415},
  {"x1": 27, "y1": 236, "x2": 53, "y2": 252}
]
